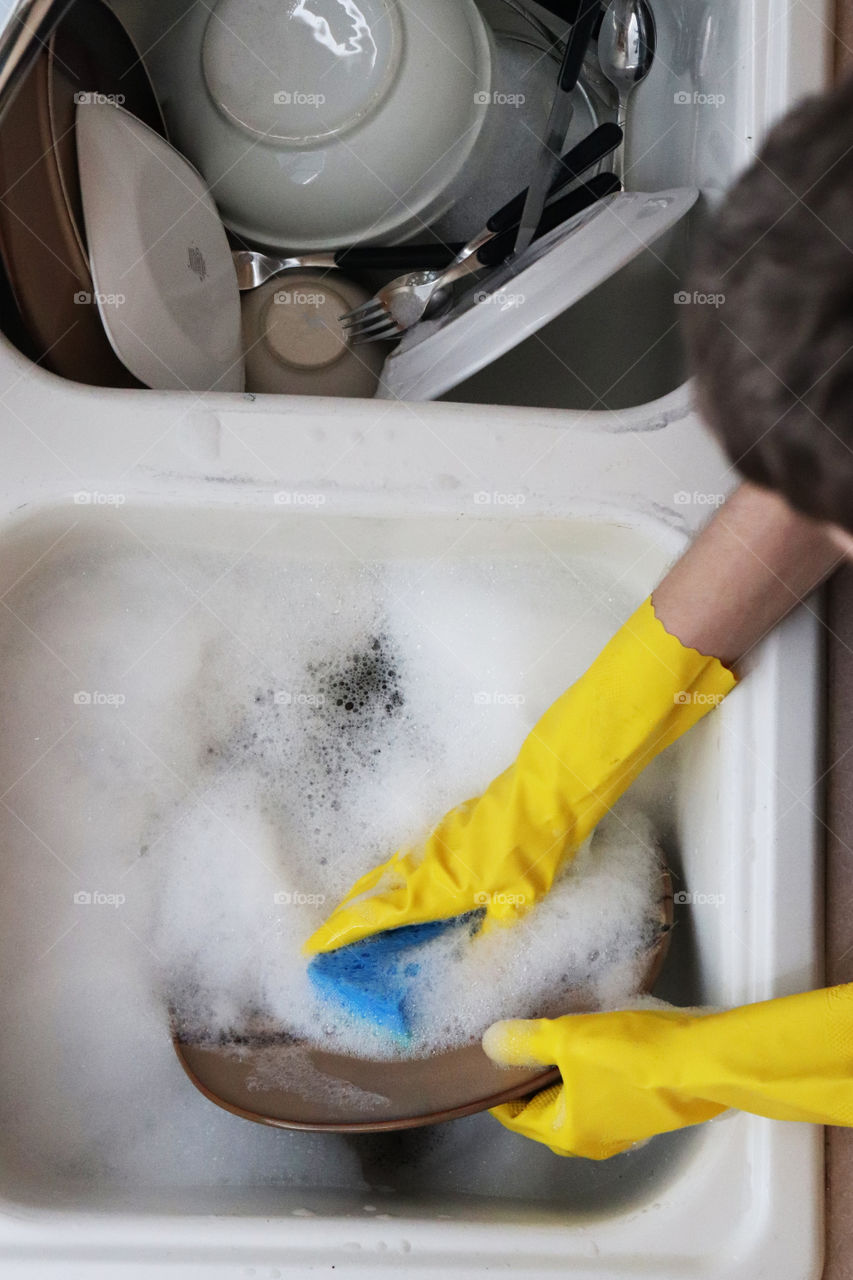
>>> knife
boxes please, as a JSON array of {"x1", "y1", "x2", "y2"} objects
[
  {"x1": 512, "y1": 0, "x2": 602, "y2": 256},
  {"x1": 478, "y1": 171, "x2": 621, "y2": 268}
]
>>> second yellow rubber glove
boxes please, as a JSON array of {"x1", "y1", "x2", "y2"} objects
[
  {"x1": 484, "y1": 985, "x2": 853, "y2": 1159},
  {"x1": 305, "y1": 597, "x2": 736, "y2": 954}
]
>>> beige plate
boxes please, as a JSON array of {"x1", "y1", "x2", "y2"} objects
[{"x1": 174, "y1": 867, "x2": 673, "y2": 1132}]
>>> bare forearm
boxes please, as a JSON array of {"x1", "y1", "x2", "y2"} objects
[{"x1": 651, "y1": 483, "x2": 842, "y2": 668}]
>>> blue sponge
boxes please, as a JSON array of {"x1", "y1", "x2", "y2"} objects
[{"x1": 307, "y1": 913, "x2": 483, "y2": 1042}]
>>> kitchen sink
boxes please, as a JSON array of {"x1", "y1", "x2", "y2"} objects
[
  {"x1": 0, "y1": 376, "x2": 825, "y2": 1277},
  {"x1": 0, "y1": 0, "x2": 832, "y2": 1274}
]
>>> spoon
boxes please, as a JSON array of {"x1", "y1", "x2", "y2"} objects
[{"x1": 597, "y1": 0, "x2": 657, "y2": 186}]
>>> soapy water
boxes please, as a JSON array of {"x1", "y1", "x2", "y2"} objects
[{"x1": 0, "y1": 514, "x2": 675, "y2": 1189}]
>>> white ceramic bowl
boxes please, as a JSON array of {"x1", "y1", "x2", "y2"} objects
[{"x1": 153, "y1": 0, "x2": 493, "y2": 250}]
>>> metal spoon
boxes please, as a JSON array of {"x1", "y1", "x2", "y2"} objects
[{"x1": 597, "y1": 0, "x2": 657, "y2": 186}]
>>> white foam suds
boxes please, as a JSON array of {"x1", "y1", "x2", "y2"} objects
[{"x1": 0, "y1": 512, "x2": 675, "y2": 1189}]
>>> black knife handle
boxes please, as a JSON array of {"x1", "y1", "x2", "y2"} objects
[
  {"x1": 477, "y1": 172, "x2": 620, "y2": 268},
  {"x1": 527, "y1": 1, "x2": 607, "y2": 42},
  {"x1": 333, "y1": 244, "x2": 466, "y2": 270},
  {"x1": 531, "y1": 0, "x2": 601, "y2": 22},
  {"x1": 486, "y1": 121, "x2": 622, "y2": 235},
  {"x1": 559, "y1": 0, "x2": 602, "y2": 91}
]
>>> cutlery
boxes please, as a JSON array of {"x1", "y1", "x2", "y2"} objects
[
  {"x1": 340, "y1": 122, "x2": 621, "y2": 341},
  {"x1": 344, "y1": 172, "x2": 621, "y2": 344},
  {"x1": 233, "y1": 243, "x2": 466, "y2": 291},
  {"x1": 512, "y1": 0, "x2": 601, "y2": 255},
  {"x1": 597, "y1": 0, "x2": 657, "y2": 184}
]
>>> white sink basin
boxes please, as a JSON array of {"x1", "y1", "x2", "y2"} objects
[
  {"x1": 0, "y1": 371, "x2": 824, "y2": 1277},
  {"x1": 0, "y1": 0, "x2": 831, "y2": 1274}
]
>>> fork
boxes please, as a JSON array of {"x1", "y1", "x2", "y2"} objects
[
  {"x1": 340, "y1": 121, "x2": 621, "y2": 343},
  {"x1": 346, "y1": 173, "x2": 621, "y2": 343}
]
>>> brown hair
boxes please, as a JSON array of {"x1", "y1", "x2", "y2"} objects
[{"x1": 685, "y1": 73, "x2": 853, "y2": 531}]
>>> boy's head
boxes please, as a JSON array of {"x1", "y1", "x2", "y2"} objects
[{"x1": 685, "y1": 72, "x2": 853, "y2": 542}]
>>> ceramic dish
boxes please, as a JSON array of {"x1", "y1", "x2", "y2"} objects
[
  {"x1": 112, "y1": 0, "x2": 493, "y2": 250},
  {"x1": 76, "y1": 101, "x2": 244, "y2": 393},
  {"x1": 0, "y1": 0, "x2": 165, "y2": 385},
  {"x1": 378, "y1": 187, "x2": 700, "y2": 401},
  {"x1": 174, "y1": 862, "x2": 672, "y2": 1132},
  {"x1": 242, "y1": 273, "x2": 386, "y2": 397},
  {"x1": 429, "y1": 28, "x2": 599, "y2": 244}
]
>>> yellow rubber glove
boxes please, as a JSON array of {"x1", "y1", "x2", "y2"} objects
[
  {"x1": 484, "y1": 985, "x2": 853, "y2": 1159},
  {"x1": 305, "y1": 597, "x2": 736, "y2": 954}
]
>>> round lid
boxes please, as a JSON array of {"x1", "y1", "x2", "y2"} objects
[{"x1": 202, "y1": 0, "x2": 402, "y2": 144}]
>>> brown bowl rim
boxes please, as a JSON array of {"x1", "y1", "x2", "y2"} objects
[{"x1": 172, "y1": 865, "x2": 673, "y2": 1132}]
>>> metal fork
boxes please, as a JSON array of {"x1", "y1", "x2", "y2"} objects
[{"x1": 340, "y1": 122, "x2": 621, "y2": 344}]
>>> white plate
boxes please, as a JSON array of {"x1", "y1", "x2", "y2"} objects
[
  {"x1": 76, "y1": 100, "x2": 244, "y2": 393},
  {"x1": 377, "y1": 187, "x2": 700, "y2": 402},
  {"x1": 138, "y1": 0, "x2": 493, "y2": 251}
]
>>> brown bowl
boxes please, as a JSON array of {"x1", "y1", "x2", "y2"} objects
[
  {"x1": 173, "y1": 865, "x2": 673, "y2": 1133},
  {"x1": 0, "y1": 0, "x2": 164, "y2": 385}
]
